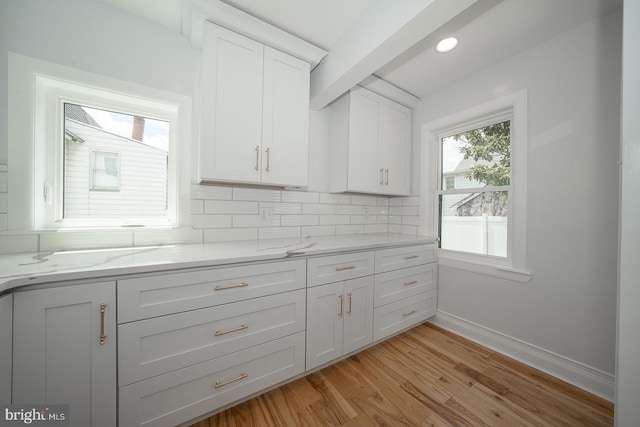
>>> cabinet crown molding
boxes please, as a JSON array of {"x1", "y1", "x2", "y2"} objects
[{"x1": 183, "y1": 0, "x2": 327, "y2": 68}]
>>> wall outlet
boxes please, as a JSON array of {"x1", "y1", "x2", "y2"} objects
[{"x1": 260, "y1": 206, "x2": 274, "y2": 221}]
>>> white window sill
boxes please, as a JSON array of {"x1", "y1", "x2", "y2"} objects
[{"x1": 438, "y1": 253, "x2": 533, "y2": 283}]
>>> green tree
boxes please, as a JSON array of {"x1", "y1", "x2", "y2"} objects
[{"x1": 453, "y1": 120, "x2": 510, "y2": 186}]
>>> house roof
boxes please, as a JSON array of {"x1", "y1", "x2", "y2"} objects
[{"x1": 64, "y1": 104, "x2": 101, "y2": 128}]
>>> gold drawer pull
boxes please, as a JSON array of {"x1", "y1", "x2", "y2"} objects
[
  {"x1": 215, "y1": 282, "x2": 249, "y2": 291},
  {"x1": 254, "y1": 146, "x2": 259, "y2": 171},
  {"x1": 404, "y1": 280, "x2": 418, "y2": 286},
  {"x1": 336, "y1": 265, "x2": 356, "y2": 271},
  {"x1": 215, "y1": 324, "x2": 248, "y2": 336},
  {"x1": 338, "y1": 294, "x2": 344, "y2": 318},
  {"x1": 347, "y1": 292, "x2": 352, "y2": 315},
  {"x1": 215, "y1": 372, "x2": 248, "y2": 389},
  {"x1": 404, "y1": 255, "x2": 419, "y2": 260},
  {"x1": 403, "y1": 309, "x2": 417, "y2": 317},
  {"x1": 99, "y1": 303, "x2": 107, "y2": 345}
]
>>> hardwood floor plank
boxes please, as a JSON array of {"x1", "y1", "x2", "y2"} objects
[{"x1": 190, "y1": 323, "x2": 614, "y2": 427}]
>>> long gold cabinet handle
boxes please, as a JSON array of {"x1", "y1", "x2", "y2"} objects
[
  {"x1": 265, "y1": 147, "x2": 270, "y2": 172},
  {"x1": 335, "y1": 265, "x2": 356, "y2": 271},
  {"x1": 347, "y1": 293, "x2": 352, "y2": 315},
  {"x1": 404, "y1": 255, "x2": 419, "y2": 260},
  {"x1": 379, "y1": 168, "x2": 384, "y2": 185},
  {"x1": 254, "y1": 146, "x2": 260, "y2": 171},
  {"x1": 403, "y1": 309, "x2": 417, "y2": 317},
  {"x1": 214, "y1": 282, "x2": 249, "y2": 291},
  {"x1": 99, "y1": 303, "x2": 107, "y2": 345},
  {"x1": 215, "y1": 324, "x2": 248, "y2": 336},
  {"x1": 338, "y1": 294, "x2": 344, "y2": 318},
  {"x1": 215, "y1": 372, "x2": 248, "y2": 389},
  {"x1": 385, "y1": 169, "x2": 389, "y2": 186},
  {"x1": 404, "y1": 280, "x2": 418, "y2": 286}
]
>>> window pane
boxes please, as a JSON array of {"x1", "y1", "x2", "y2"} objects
[
  {"x1": 440, "y1": 191, "x2": 508, "y2": 257},
  {"x1": 441, "y1": 121, "x2": 510, "y2": 190},
  {"x1": 63, "y1": 103, "x2": 169, "y2": 220}
]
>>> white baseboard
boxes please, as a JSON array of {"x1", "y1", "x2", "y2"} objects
[{"x1": 431, "y1": 310, "x2": 615, "y2": 401}]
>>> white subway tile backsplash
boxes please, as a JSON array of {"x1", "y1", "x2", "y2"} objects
[
  {"x1": 351, "y1": 195, "x2": 379, "y2": 206},
  {"x1": 402, "y1": 215, "x2": 421, "y2": 226},
  {"x1": 302, "y1": 225, "x2": 336, "y2": 237},
  {"x1": 364, "y1": 206, "x2": 387, "y2": 215},
  {"x1": 233, "y1": 214, "x2": 280, "y2": 228},
  {"x1": 190, "y1": 199, "x2": 204, "y2": 214},
  {"x1": 337, "y1": 205, "x2": 366, "y2": 215},
  {"x1": 319, "y1": 193, "x2": 350, "y2": 205},
  {"x1": 191, "y1": 184, "x2": 232, "y2": 200},
  {"x1": 388, "y1": 197, "x2": 403, "y2": 207},
  {"x1": 365, "y1": 224, "x2": 388, "y2": 234},
  {"x1": 258, "y1": 227, "x2": 301, "y2": 240},
  {"x1": 302, "y1": 203, "x2": 336, "y2": 215},
  {"x1": 389, "y1": 224, "x2": 418, "y2": 235},
  {"x1": 319, "y1": 214, "x2": 350, "y2": 225},
  {"x1": 350, "y1": 215, "x2": 377, "y2": 225},
  {"x1": 403, "y1": 196, "x2": 420, "y2": 206},
  {"x1": 190, "y1": 214, "x2": 232, "y2": 229},
  {"x1": 204, "y1": 228, "x2": 258, "y2": 242},
  {"x1": 377, "y1": 198, "x2": 389, "y2": 207},
  {"x1": 233, "y1": 187, "x2": 281, "y2": 202},
  {"x1": 260, "y1": 202, "x2": 302, "y2": 215},
  {"x1": 281, "y1": 191, "x2": 319, "y2": 204},
  {"x1": 389, "y1": 206, "x2": 418, "y2": 216},
  {"x1": 388, "y1": 215, "x2": 402, "y2": 224},
  {"x1": 336, "y1": 224, "x2": 365, "y2": 235},
  {"x1": 205, "y1": 200, "x2": 259, "y2": 214},
  {"x1": 281, "y1": 215, "x2": 319, "y2": 226}
]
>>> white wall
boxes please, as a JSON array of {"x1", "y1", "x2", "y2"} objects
[
  {"x1": 413, "y1": 8, "x2": 621, "y2": 391},
  {"x1": 616, "y1": 0, "x2": 640, "y2": 423}
]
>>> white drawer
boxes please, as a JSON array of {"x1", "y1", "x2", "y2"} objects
[
  {"x1": 374, "y1": 244, "x2": 437, "y2": 273},
  {"x1": 118, "y1": 289, "x2": 305, "y2": 386},
  {"x1": 307, "y1": 251, "x2": 374, "y2": 287},
  {"x1": 118, "y1": 259, "x2": 305, "y2": 323},
  {"x1": 374, "y1": 263, "x2": 437, "y2": 308},
  {"x1": 373, "y1": 289, "x2": 437, "y2": 341},
  {"x1": 119, "y1": 332, "x2": 305, "y2": 427}
]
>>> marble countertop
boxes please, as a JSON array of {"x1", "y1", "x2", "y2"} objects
[{"x1": 0, "y1": 233, "x2": 436, "y2": 294}]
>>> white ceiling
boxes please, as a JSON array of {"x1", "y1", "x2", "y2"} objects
[{"x1": 102, "y1": 0, "x2": 622, "y2": 101}]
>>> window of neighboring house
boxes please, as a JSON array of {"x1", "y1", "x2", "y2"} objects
[
  {"x1": 90, "y1": 151, "x2": 121, "y2": 191},
  {"x1": 420, "y1": 90, "x2": 529, "y2": 281},
  {"x1": 7, "y1": 54, "x2": 191, "y2": 231}
]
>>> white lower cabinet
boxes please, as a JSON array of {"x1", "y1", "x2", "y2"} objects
[
  {"x1": 12, "y1": 282, "x2": 117, "y2": 427},
  {"x1": 119, "y1": 332, "x2": 305, "y2": 427},
  {"x1": 306, "y1": 276, "x2": 374, "y2": 370}
]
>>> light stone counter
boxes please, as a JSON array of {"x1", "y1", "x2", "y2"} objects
[{"x1": 0, "y1": 233, "x2": 435, "y2": 294}]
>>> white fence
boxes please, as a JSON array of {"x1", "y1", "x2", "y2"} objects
[{"x1": 441, "y1": 215, "x2": 507, "y2": 257}]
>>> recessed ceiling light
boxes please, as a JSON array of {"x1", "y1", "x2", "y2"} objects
[{"x1": 435, "y1": 37, "x2": 458, "y2": 53}]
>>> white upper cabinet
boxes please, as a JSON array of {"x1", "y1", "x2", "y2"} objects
[
  {"x1": 329, "y1": 86, "x2": 412, "y2": 196},
  {"x1": 199, "y1": 22, "x2": 310, "y2": 187}
]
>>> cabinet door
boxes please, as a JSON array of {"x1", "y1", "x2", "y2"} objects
[
  {"x1": 0, "y1": 294, "x2": 11, "y2": 404},
  {"x1": 200, "y1": 22, "x2": 264, "y2": 183},
  {"x1": 348, "y1": 88, "x2": 381, "y2": 193},
  {"x1": 306, "y1": 282, "x2": 344, "y2": 370},
  {"x1": 13, "y1": 282, "x2": 116, "y2": 427},
  {"x1": 343, "y1": 276, "x2": 374, "y2": 354},
  {"x1": 378, "y1": 100, "x2": 411, "y2": 195},
  {"x1": 262, "y1": 46, "x2": 310, "y2": 187}
]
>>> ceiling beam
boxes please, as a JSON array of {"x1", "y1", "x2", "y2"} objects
[{"x1": 309, "y1": 0, "x2": 477, "y2": 110}]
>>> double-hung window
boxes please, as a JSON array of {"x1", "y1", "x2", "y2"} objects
[{"x1": 421, "y1": 91, "x2": 529, "y2": 281}]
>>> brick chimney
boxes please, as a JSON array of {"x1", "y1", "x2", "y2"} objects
[{"x1": 132, "y1": 116, "x2": 145, "y2": 141}]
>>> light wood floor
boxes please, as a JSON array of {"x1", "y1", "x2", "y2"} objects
[{"x1": 191, "y1": 323, "x2": 614, "y2": 426}]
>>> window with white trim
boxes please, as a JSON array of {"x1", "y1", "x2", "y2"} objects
[
  {"x1": 420, "y1": 91, "x2": 529, "y2": 281},
  {"x1": 7, "y1": 54, "x2": 191, "y2": 231}
]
